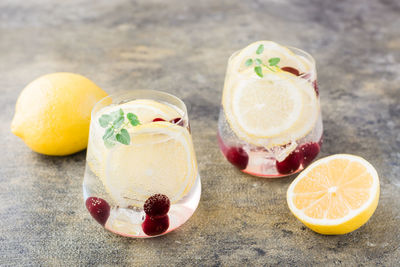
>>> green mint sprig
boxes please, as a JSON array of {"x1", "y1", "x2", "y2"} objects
[
  {"x1": 244, "y1": 44, "x2": 281, "y2": 78},
  {"x1": 98, "y1": 108, "x2": 140, "y2": 147}
]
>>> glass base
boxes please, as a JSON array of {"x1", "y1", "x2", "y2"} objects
[
  {"x1": 218, "y1": 109, "x2": 323, "y2": 178},
  {"x1": 83, "y1": 168, "x2": 201, "y2": 238}
]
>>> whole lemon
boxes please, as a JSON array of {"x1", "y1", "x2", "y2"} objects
[{"x1": 11, "y1": 72, "x2": 108, "y2": 156}]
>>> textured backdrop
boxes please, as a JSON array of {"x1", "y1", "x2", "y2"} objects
[{"x1": 0, "y1": 0, "x2": 399, "y2": 266}]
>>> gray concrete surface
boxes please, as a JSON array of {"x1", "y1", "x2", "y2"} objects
[{"x1": 1, "y1": 0, "x2": 399, "y2": 265}]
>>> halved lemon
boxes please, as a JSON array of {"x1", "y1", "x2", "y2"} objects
[
  {"x1": 287, "y1": 154, "x2": 380, "y2": 235},
  {"x1": 104, "y1": 122, "x2": 197, "y2": 207}
]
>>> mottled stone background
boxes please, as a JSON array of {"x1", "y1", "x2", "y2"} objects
[{"x1": 1, "y1": 0, "x2": 399, "y2": 266}]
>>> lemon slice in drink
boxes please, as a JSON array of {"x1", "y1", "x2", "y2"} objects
[
  {"x1": 117, "y1": 99, "x2": 181, "y2": 123},
  {"x1": 266, "y1": 72, "x2": 319, "y2": 146},
  {"x1": 232, "y1": 72, "x2": 303, "y2": 137},
  {"x1": 222, "y1": 69, "x2": 318, "y2": 147},
  {"x1": 87, "y1": 99, "x2": 183, "y2": 179},
  {"x1": 287, "y1": 154, "x2": 380, "y2": 235},
  {"x1": 104, "y1": 122, "x2": 197, "y2": 207},
  {"x1": 230, "y1": 41, "x2": 309, "y2": 74}
]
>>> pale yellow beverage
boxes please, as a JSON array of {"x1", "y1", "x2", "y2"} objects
[
  {"x1": 83, "y1": 90, "x2": 200, "y2": 237},
  {"x1": 218, "y1": 41, "x2": 323, "y2": 177}
]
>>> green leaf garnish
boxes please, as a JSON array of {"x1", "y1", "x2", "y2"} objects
[
  {"x1": 254, "y1": 66, "x2": 263, "y2": 78},
  {"x1": 103, "y1": 128, "x2": 114, "y2": 140},
  {"x1": 116, "y1": 129, "x2": 130, "y2": 145},
  {"x1": 245, "y1": 59, "x2": 253, "y2": 66},
  {"x1": 110, "y1": 109, "x2": 123, "y2": 120},
  {"x1": 99, "y1": 109, "x2": 140, "y2": 146},
  {"x1": 256, "y1": 44, "x2": 264, "y2": 55},
  {"x1": 244, "y1": 45, "x2": 281, "y2": 76},
  {"x1": 104, "y1": 138, "x2": 116, "y2": 148},
  {"x1": 113, "y1": 116, "x2": 125, "y2": 129},
  {"x1": 99, "y1": 114, "x2": 112, "y2": 128},
  {"x1": 268, "y1": 57, "x2": 280, "y2": 66},
  {"x1": 127, "y1": 113, "x2": 140, "y2": 126}
]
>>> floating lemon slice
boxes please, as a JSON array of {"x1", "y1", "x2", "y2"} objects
[
  {"x1": 231, "y1": 71, "x2": 303, "y2": 137},
  {"x1": 222, "y1": 69, "x2": 317, "y2": 147},
  {"x1": 104, "y1": 122, "x2": 197, "y2": 207},
  {"x1": 229, "y1": 41, "x2": 309, "y2": 74},
  {"x1": 266, "y1": 71, "x2": 319, "y2": 146},
  {"x1": 117, "y1": 99, "x2": 181, "y2": 123},
  {"x1": 287, "y1": 154, "x2": 380, "y2": 235},
  {"x1": 87, "y1": 99, "x2": 183, "y2": 185}
]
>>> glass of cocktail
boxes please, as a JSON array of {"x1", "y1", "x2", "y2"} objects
[
  {"x1": 83, "y1": 90, "x2": 200, "y2": 237},
  {"x1": 218, "y1": 41, "x2": 323, "y2": 177}
]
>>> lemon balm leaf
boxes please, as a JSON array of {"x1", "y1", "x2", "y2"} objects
[
  {"x1": 113, "y1": 116, "x2": 124, "y2": 129},
  {"x1": 101, "y1": 109, "x2": 140, "y2": 147},
  {"x1": 245, "y1": 59, "x2": 253, "y2": 66},
  {"x1": 127, "y1": 113, "x2": 140, "y2": 126},
  {"x1": 104, "y1": 138, "x2": 115, "y2": 148},
  {"x1": 254, "y1": 66, "x2": 263, "y2": 77},
  {"x1": 110, "y1": 109, "x2": 123, "y2": 121},
  {"x1": 268, "y1": 57, "x2": 280, "y2": 66},
  {"x1": 99, "y1": 114, "x2": 111, "y2": 128},
  {"x1": 251, "y1": 43, "x2": 280, "y2": 75},
  {"x1": 116, "y1": 129, "x2": 130, "y2": 145},
  {"x1": 103, "y1": 128, "x2": 114, "y2": 140},
  {"x1": 256, "y1": 44, "x2": 264, "y2": 55}
]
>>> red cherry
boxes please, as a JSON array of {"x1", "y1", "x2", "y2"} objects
[
  {"x1": 282, "y1": 67, "x2": 319, "y2": 96},
  {"x1": 170, "y1": 117, "x2": 180, "y2": 123},
  {"x1": 276, "y1": 149, "x2": 302, "y2": 174},
  {"x1": 144, "y1": 194, "x2": 170, "y2": 218},
  {"x1": 299, "y1": 142, "x2": 320, "y2": 167},
  {"x1": 170, "y1": 117, "x2": 185, "y2": 126},
  {"x1": 281, "y1": 66, "x2": 300, "y2": 76},
  {"x1": 142, "y1": 215, "x2": 169, "y2": 236},
  {"x1": 85, "y1": 197, "x2": 110, "y2": 226},
  {"x1": 312, "y1": 80, "x2": 319, "y2": 97},
  {"x1": 153, "y1": 118, "x2": 166, "y2": 122},
  {"x1": 226, "y1": 147, "x2": 249, "y2": 170},
  {"x1": 301, "y1": 73, "x2": 312, "y2": 80}
]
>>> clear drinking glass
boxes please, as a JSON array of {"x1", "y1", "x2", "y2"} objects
[
  {"x1": 83, "y1": 90, "x2": 201, "y2": 237},
  {"x1": 218, "y1": 42, "x2": 323, "y2": 177}
]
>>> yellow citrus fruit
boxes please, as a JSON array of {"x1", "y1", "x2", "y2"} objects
[
  {"x1": 287, "y1": 154, "x2": 380, "y2": 235},
  {"x1": 11, "y1": 72, "x2": 108, "y2": 156}
]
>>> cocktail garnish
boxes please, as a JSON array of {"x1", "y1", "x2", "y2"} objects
[
  {"x1": 245, "y1": 44, "x2": 281, "y2": 77},
  {"x1": 98, "y1": 108, "x2": 140, "y2": 147}
]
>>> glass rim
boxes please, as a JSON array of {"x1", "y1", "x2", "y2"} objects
[{"x1": 91, "y1": 89, "x2": 188, "y2": 127}]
